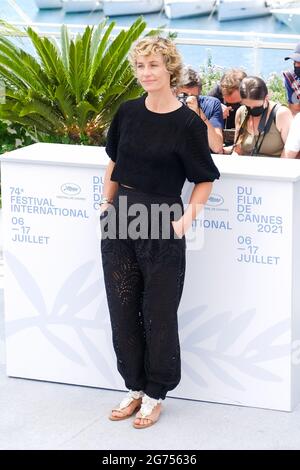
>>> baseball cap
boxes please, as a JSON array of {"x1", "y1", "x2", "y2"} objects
[{"x1": 285, "y1": 42, "x2": 300, "y2": 61}]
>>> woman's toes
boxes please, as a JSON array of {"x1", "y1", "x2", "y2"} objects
[{"x1": 135, "y1": 417, "x2": 149, "y2": 426}]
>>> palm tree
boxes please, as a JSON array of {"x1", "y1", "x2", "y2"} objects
[{"x1": 0, "y1": 18, "x2": 148, "y2": 145}]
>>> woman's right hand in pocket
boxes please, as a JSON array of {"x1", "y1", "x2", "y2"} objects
[{"x1": 100, "y1": 202, "x2": 110, "y2": 214}]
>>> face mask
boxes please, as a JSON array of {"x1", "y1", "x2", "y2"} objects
[
  {"x1": 246, "y1": 104, "x2": 265, "y2": 117},
  {"x1": 294, "y1": 65, "x2": 300, "y2": 78}
]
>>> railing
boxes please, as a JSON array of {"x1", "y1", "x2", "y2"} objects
[{"x1": 1, "y1": 21, "x2": 300, "y2": 74}]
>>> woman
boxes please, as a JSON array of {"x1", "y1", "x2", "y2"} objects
[
  {"x1": 224, "y1": 76, "x2": 292, "y2": 157},
  {"x1": 100, "y1": 37, "x2": 220, "y2": 429}
]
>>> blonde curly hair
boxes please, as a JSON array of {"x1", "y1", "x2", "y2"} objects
[{"x1": 128, "y1": 36, "x2": 183, "y2": 88}]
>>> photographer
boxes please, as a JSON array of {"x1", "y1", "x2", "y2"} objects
[
  {"x1": 283, "y1": 42, "x2": 300, "y2": 116},
  {"x1": 226, "y1": 76, "x2": 292, "y2": 157},
  {"x1": 209, "y1": 68, "x2": 247, "y2": 145},
  {"x1": 176, "y1": 67, "x2": 224, "y2": 154}
]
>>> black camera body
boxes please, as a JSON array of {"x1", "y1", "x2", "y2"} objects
[
  {"x1": 177, "y1": 92, "x2": 189, "y2": 105},
  {"x1": 177, "y1": 93, "x2": 201, "y2": 112}
]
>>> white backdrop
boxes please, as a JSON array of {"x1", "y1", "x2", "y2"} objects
[{"x1": 1, "y1": 143, "x2": 300, "y2": 411}]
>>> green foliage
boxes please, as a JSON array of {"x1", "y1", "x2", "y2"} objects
[
  {"x1": 0, "y1": 120, "x2": 34, "y2": 153},
  {"x1": 199, "y1": 52, "x2": 287, "y2": 106},
  {"x1": 199, "y1": 51, "x2": 224, "y2": 95},
  {"x1": 0, "y1": 19, "x2": 26, "y2": 38},
  {"x1": 266, "y1": 72, "x2": 288, "y2": 105},
  {"x1": 0, "y1": 18, "x2": 149, "y2": 145}
]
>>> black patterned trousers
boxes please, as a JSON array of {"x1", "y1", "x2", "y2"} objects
[{"x1": 100, "y1": 185, "x2": 186, "y2": 400}]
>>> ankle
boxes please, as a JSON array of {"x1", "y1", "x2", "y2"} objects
[
  {"x1": 142, "y1": 394, "x2": 162, "y2": 404},
  {"x1": 140, "y1": 394, "x2": 162, "y2": 418},
  {"x1": 129, "y1": 390, "x2": 144, "y2": 399}
]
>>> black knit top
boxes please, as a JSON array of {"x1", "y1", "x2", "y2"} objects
[{"x1": 105, "y1": 95, "x2": 220, "y2": 197}]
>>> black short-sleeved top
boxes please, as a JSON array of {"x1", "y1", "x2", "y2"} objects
[{"x1": 105, "y1": 95, "x2": 220, "y2": 197}]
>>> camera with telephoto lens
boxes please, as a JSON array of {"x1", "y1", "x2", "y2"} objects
[{"x1": 177, "y1": 93, "x2": 201, "y2": 112}]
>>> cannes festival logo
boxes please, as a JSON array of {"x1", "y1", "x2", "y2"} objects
[
  {"x1": 61, "y1": 183, "x2": 81, "y2": 196},
  {"x1": 206, "y1": 193, "x2": 224, "y2": 207}
]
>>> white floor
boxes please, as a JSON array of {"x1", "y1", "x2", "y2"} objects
[{"x1": 1, "y1": 286, "x2": 300, "y2": 450}]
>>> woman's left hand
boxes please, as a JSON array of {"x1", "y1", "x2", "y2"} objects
[
  {"x1": 186, "y1": 95, "x2": 199, "y2": 115},
  {"x1": 186, "y1": 96, "x2": 208, "y2": 123}
]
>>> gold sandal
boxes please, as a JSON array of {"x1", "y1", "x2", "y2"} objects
[
  {"x1": 133, "y1": 395, "x2": 162, "y2": 429},
  {"x1": 109, "y1": 390, "x2": 144, "y2": 421}
]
